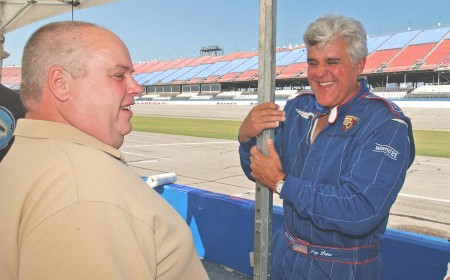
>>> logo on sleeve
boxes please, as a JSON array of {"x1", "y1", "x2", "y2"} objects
[
  {"x1": 373, "y1": 143, "x2": 399, "y2": 160},
  {"x1": 342, "y1": 115, "x2": 359, "y2": 131}
]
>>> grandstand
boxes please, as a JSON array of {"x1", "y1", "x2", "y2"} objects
[{"x1": 2, "y1": 25, "x2": 450, "y2": 101}]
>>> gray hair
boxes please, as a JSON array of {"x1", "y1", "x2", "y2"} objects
[
  {"x1": 303, "y1": 15, "x2": 368, "y2": 63},
  {"x1": 20, "y1": 21, "x2": 100, "y2": 107}
]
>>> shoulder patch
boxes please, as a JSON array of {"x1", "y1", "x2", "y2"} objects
[
  {"x1": 0, "y1": 105, "x2": 15, "y2": 149},
  {"x1": 363, "y1": 93, "x2": 402, "y2": 117}
]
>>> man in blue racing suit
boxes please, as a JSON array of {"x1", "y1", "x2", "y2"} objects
[{"x1": 238, "y1": 15, "x2": 415, "y2": 279}]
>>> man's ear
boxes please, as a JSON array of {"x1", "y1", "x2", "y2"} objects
[
  {"x1": 48, "y1": 66, "x2": 71, "y2": 102},
  {"x1": 356, "y1": 57, "x2": 366, "y2": 74}
]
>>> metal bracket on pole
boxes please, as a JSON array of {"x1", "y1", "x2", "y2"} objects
[{"x1": 253, "y1": 0, "x2": 276, "y2": 279}]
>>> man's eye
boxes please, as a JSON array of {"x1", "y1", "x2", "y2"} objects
[{"x1": 114, "y1": 74, "x2": 125, "y2": 80}]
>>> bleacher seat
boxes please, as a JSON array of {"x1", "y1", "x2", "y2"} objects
[
  {"x1": 385, "y1": 43, "x2": 435, "y2": 72},
  {"x1": 277, "y1": 62, "x2": 308, "y2": 79},
  {"x1": 1, "y1": 66, "x2": 21, "y2": 85},
  {"x1": 234, "y1": 69, "x2": 258, "y2": 81},
  {"x1": 363, "y1": 49, "x2": 401, "y2": 74},
  {"x1": 421, "y1": 39, "x2": 450, "y2": 70},
  {"x1": 217, "y1": 73, "x2": 240, "y2": 82},
  {"x1": 213, "y1": 91, "x2": 242, "y2": 99},
  {"x1": 2, "y1": 25, "x2": 450, "y2": 98},
  {"x1": 190, "y1": 95, "x2": 213, "y2": 100},
  {"x1": 234, "y1": 94, "x2": 257, "y2": 100}
]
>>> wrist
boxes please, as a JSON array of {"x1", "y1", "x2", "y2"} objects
[{"x1": 275, "y1": 174, "x2": 287, "y2": 194}]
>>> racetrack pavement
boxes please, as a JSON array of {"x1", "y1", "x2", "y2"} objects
[{"x1": 124, "y1": 104, "x2": 450, "y2": 240}]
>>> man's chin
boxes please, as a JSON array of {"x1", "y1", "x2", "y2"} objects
[{"x1": 122, "y1": 126, "x2": 133, "y2": 136}]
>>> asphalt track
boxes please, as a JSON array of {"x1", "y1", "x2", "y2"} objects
[{"x1": 122, "y1": 104, "x2": 450, "y2": 241}]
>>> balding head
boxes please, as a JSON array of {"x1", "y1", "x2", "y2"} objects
[
  {"x1": 20, "y1": 20, "x2": 142, "y2": 149},
  {"x1": 20, "y1": 21, "x2": 115, "y2": 110}
]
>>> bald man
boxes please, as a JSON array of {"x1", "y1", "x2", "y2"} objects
[{"x1": 0, "y1": 21, "x2": 208, "y2": 280}]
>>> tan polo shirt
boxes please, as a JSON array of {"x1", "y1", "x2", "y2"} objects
[{"x1": 0, "y1": 119, "x2": 209, "y2": 280}]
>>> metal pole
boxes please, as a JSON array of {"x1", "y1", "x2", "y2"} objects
[{"x1": 254, "y1": 0, "x2": 276, "y2": 279}]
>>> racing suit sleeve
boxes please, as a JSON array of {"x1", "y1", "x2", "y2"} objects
[{"x1": 238, "y1": 136, "x2": 257, "y2": 182}]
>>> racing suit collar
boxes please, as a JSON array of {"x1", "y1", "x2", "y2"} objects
[{"x1": 325, "y1": 78, "x2": 369, "y2": 124}]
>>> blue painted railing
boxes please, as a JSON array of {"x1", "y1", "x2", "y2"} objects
[{"x1": 154, "y1": 183, "x2": 450, "y2": 280}]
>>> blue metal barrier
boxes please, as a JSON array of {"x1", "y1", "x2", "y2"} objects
[{"x1": 153, "y1": 183, "x2": 450, "y2": 280}]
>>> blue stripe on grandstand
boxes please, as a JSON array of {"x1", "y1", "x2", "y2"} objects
[
  {"x1": 149, "y1": 68, "x2": 179, "y2": 84},
  {"x1": 161, "y1": 66, "x2": 194, "y2": 83},
  {"x1": 232, "y1": 56, "x2": 258, "y2": 73},
  {"x1": 410, "y1": 26, "x2": 450, "y2": 45},
  {"x1": 213, "y1": 57, "x2": 251, "y2": 76},
  {"x1": 276, "y1": 48, "x2": 307, "y2": 66},
  {"x1": 367, "y1": 34, "x2": 392, "y2": 53},
  {"x1": 379, "y1": 29, "x2": 421, "y2": 50},
  {"x1": 136, "y1": 71, "x2": 164, "y2": 85},
  {"x1": 133, "y1": 73, "x2": 151, "y2": 82},
  {"x1": 195, "y1": 61, "x2": 229, "y2": 77},
  {"x1": 178, "y1": 64, "x2": 213, "y2": 80},
  {"x1": 275, "y1": 50, "x2": 290, "y2": 62},
  {"x1": 294, "y1": 52, "x2": 308, "y2": 63}
]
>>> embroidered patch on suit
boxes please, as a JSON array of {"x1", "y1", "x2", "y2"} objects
[
  {"x1": 342, "y1": 115, "x2": 359, "y2": 131},
  {"x1": 296, "y1": 109, "x2": 314, "y2": 120},
  {"x1": 373, "y1": 143, "x2": 399, "y2": 160}
]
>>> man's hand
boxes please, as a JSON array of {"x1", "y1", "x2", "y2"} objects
[
  {"x1": 239, "y1": 102, "x2": 285, "y2": 142},
  {"x1": 250, "y1": 138, "x2": 285, "y2": 191}
]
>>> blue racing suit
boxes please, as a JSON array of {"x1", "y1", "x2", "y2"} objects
[{"x1": 239, "y1": 80, "x2": 415, "y2": 279}]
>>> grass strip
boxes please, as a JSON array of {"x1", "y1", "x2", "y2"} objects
[
  {"x1": 132, "y1": 116, "x2": 240, "y2": 140},
  {"x1": 132, "y1": 116, "x2": 450, "y2": 158},
  {"x1": 413, "y1": 130, "x2": 450, "y2": 158}
]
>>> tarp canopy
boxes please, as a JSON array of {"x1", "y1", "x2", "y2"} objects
[
  {"x1": 0, "y1": 0, "x2": 116, "y2": 77},
  {"x1": 0, "y1": 0, "x2": 116, "y2": 34}
]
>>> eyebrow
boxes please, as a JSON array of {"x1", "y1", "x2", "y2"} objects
[
  {"x1": 306, "y1": 58, "x2": 341, "y2": 63},
  {"x1": 327, "y1": 58, "x2": 341, "y2": 63},
  {"x1": 108, "y1": 64, "x2": 135, "y2": 73}
]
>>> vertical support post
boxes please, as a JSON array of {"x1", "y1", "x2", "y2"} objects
[
  {"x1": 0, "y1": 31, "x2": 6, "y2": 83},
  {"x1": 254, "y1": 0, "x2": 276, "y2": 279}
]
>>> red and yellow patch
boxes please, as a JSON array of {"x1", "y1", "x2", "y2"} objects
[{"x1": 342, "y1": 115, "x2": 359, "y2": 131}]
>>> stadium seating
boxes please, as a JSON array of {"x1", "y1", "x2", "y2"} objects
[
  {"x1": 408, "y1": 84, "x2": 450, "y2": 98},
  {"x1": 217, "y1": 73, "x2": 241, "y2": 83},
  {"x1": 363, "y1": 49, "x2": 401, "y2": 73},
  {"x1": 421, "y1": 39, "x2": 450, "y2": 70},
  {"x1": 213, "y1": 91, "x2": 243, "y2": 99},
  {"x1": 363, "y1": 29, "x2": 421, "y2": 73},
  {"x1": 1, "y1": 66, "x2": 21, "y2": 88},
  {"x1": 276, "y1": 62, "x2": 308, "y2": 79},
  {"x1": 201, "y1": 75, "x2": 221, "y2": 83},
  {"x1": 385, "y1": 43, "x2": 435, "y2": 72},
  {"x1": 234, "y1": 69, "x2": 258, "y2": 81},
  {"x1": 2, "y1": 25, "x2": 450, "y2": 98}
]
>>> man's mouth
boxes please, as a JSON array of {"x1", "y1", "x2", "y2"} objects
[
  {"x1": 121, "y1": 105, "x2": 131, "y2": 111},
  {"x1": 319, "y1": 81, "x2": 334, "y2": 87}
]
